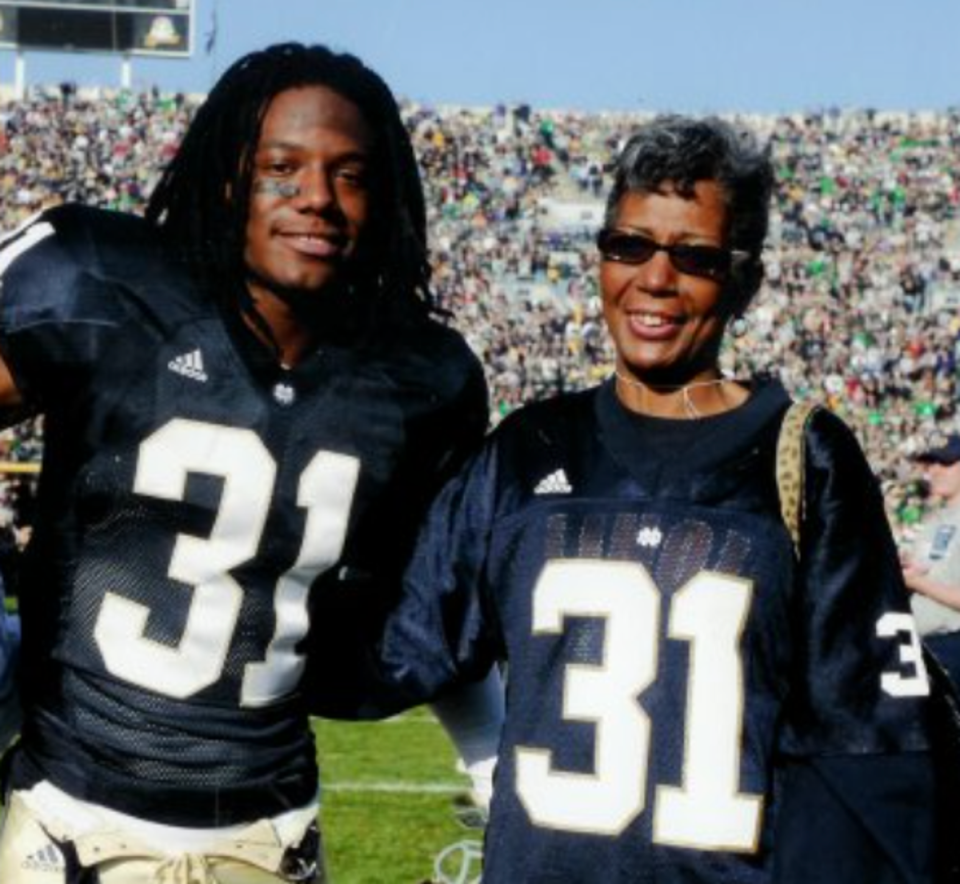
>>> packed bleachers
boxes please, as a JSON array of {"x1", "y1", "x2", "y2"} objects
[{"x1": 2, "y1": 86, "x2": 959, "y2": 542}]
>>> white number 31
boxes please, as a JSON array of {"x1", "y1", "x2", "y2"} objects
[
  {"x1": 514, "y1": 559, "x2": 929, "y2": 851},
  {"x1": 93, "y1": 418, "x2": 360, "y2": 707}
]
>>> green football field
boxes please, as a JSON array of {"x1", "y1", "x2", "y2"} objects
[{"x1": 314, "y1": 708, "x2": 483, "y2": 884}]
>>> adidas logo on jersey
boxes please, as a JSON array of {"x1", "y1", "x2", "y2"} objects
[
  {"x1": 22, "y1": 842, "x2": 65, "y2": 874},
  {"x1": 168, "y1": 349, "x2": 208, "y2": 382},
  {"x1": 534, "y1": 469, "x2": 572, "y2": 495}
]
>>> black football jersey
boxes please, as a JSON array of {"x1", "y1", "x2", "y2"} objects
[
  {"x1": 0, "y1": 205, "x2": 488, "y2": 825},
  {"x1": 383, "y1": 378, "x2": 932, "y2": 883}
]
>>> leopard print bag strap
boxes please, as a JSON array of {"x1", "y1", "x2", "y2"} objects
[{"x1": 775, "y1": 400, "x2": 819, "y2": 554}]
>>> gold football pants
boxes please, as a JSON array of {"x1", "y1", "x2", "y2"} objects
[{"x1": 0, "y1": 791, "x2": 326, "y2": 883}]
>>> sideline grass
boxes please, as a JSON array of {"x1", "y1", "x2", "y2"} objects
[{"x1": 314, "y1": 709, "x2": 480, "y2": 884}]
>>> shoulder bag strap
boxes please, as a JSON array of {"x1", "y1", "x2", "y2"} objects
[{"x1": 775, "y1": 400, "x2": 819, "y2": 554}]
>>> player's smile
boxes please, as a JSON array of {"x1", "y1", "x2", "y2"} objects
[
  {"x1": 245, "y1": 85, "x2": 374, "y2": 305},
  {"x1": 279, "y1": 228, "x2": 349, "y2": 259}
]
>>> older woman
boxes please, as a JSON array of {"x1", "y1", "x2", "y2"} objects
[{"x1": 383, "y1": 116, "x2": 937, "y2": 882}]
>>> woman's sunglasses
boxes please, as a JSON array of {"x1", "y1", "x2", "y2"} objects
[{"x1": 597, "y1": 228, "x2": 749, "y2": 281}]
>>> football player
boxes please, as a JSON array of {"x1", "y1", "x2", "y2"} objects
[
  {"x1": 381, "y1": 116, "x2": 940, "y2": 882},
  {"x1": 0, "y1": 43, "x2": 502, "y2": 883}
]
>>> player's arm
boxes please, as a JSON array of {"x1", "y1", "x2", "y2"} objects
[
  {"x1": 380, "y1": 443, "x2": 505, "y2": 808},
  {"x1": 0, "y1": 312, "x2": 37, "y2": 435},
  {"x1": 429, "y1": 668, "x2": 504, "y2": 811},
  {"x1": 301, "y1": 346, "x2": 489, "y2": 723},
  {"x1": 379, "y1": 441, "x2": 502, "y2": 705},
  {"x1": 390, "y1": 363, "x2": 501, "y2": 809},
  {"x1": 0, "y1": 227, "x2": 29, "y2": 416},
  {"x1": 0, "y1": 354, "x2": 25, "y2": 410},
  {"x1": 0, "y1": 226, "x2": 33, "y2": 748},
  {"x1": 0, "y1": 209, "x2": 63, "y2": 423}
]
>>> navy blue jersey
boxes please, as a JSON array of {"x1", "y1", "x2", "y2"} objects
[
  {"x1": 0, "y1": 205, "x2": 488, "y2": 825},
  {"x1": 383, "y1": 378, "x2": 932, "y2": 883}
]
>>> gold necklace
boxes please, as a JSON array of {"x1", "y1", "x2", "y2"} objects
[{"x1": 613, "y1": 371, "x2": 734, "y2": 420}]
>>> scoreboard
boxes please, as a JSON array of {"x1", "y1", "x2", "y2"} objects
[{"x1": 0, "y1": 1, "x2": 193, "y2": 57}]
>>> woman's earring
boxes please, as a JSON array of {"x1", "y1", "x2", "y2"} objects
[{"x1": 729, "y1": 315, "x2": 749, "y2": 338}]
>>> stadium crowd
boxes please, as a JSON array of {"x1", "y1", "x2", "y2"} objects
[{"x1": 1, "y1": 86, "x2": 960, "y2": 545}]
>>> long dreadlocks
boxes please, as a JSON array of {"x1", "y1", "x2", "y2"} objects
[{"x1": 145, "y1": 42, "x2": 434, "y2": 325}]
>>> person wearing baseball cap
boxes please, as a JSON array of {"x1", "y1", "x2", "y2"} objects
[{"x1": 903, "y1": 432, "x2": 960, "y2": 686}]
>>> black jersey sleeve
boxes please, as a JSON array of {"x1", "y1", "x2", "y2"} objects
[
  {"x1": 301, "y1": 323, "x2": 489, "y2": 720},
  {"x1": 378, "y1": 440, "x2": 502, "y2": 706},
  {"x1": 0, "y1": 205, "x2": 150, "y2": 413},
  {"x1": 779, "y1": 407, "x2": 931, "y2": 755}
]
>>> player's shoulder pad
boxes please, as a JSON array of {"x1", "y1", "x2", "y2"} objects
[
  {"x1": 0, "y1": 205, "x2": 190, "y2": 330},
  {"x1": 3, "y1": 203, "x2": 154, "y2": 271}
]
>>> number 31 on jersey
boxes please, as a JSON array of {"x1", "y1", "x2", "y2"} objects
[
  {"x1": 515, "y1": 558, "x2": 928, "y2": 851},
  {"x1": 93, "y1": 418, "x2": 360, "y2": 707}
]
